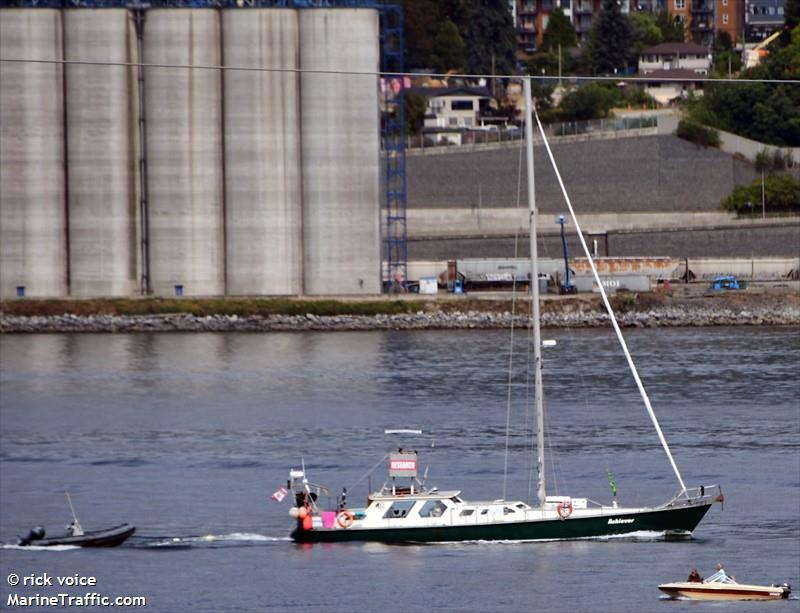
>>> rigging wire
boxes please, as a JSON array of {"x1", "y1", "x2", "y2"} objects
[
  {"x1": 501, "y1": 230, "x2": 520, "y2": 502},
  {"x1": 345, "y1": 453, "x2": 388, "y2": 494},
  {"x1": 531, "y1": 98, "x2": 689, "y2": 495}
]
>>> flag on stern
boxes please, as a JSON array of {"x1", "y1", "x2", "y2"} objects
[
  {"x1": 607, "y1": 469, "x2": 617, "y2": 498},
  {"x1": 271, "y1": 486, "x2": 288, "y2": 502}
]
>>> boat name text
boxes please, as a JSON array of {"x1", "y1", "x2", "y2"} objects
[{"x1": 607, "y1": 518, "x2": 634, "y2": 524}]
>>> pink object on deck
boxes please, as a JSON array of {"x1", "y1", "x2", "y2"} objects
[{"x1": 321, "y1": 512, "x2": 336, "y2": 529}]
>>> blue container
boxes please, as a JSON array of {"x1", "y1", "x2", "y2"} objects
[
  {"x1": 16, "y1": 286, "x2": 25, "y2": 298},
  {"x1": 174, "y1": 284, "x2": 184, "y2": 297},
  {"x1": 453, "y1": 279, "x2": 463, "y2": 294}
]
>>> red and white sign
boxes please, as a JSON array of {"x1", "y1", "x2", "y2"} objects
[
  {"x1": 390, "y1": 459, "x2": 417, "y2": 471},
  {"x1": 271, "y1": 486, "x2": 288, "y2": 502}
]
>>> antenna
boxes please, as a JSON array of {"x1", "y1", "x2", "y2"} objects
[{"x1": 65, "y1": 491, "x2": 79, "y2": 524}]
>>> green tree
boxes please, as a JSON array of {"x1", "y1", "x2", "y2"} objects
[
  {"x1": 401, "y1": 0, "x2": 517, "y2": 78},
  {"x1": 449, "y1": 0, "x2": 517, "y2": 76},
  {"x1": 721, "y1": 174, "x2": 800, "y2": 215},
  {"x1": 400, "y1": 0, "x2": 439, "y2": 69},
  {"x1": 542, "y1": 8, "x2": 578, "y2": 52},
  {"x1": 432, "y1": 19, "x2": 467, "y2": 73},
  {"x1": 780, "y1": 0, "x2": 799, "y2": 45},
  {"x1": 526, "y1": 51, "x2": 560, "y2": 77},
  {"x1": 629, "y1": 12, "x2": 663, "y2": 66},
  {"x1": 587, "y1": 0, "x2": 635, "y2": 74},
  {"x1": 696, "y1": 26, "x2": 800, "y2": 145},
  {"x1": 655, "y1": 10, "x2": 685, "y2": 42},
  {"x1": 559, "y1": 82, "x2": 618, "y2": 120},
  {"x1": 404, "y1": 91, "x2": 428, "y2": 135}
]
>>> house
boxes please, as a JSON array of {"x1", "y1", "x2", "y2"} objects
[
  {"x1": 407, "y1": 86, "x2": 492, "y2": 131},
  {"x1": 639, "y1": 69, "x2": 705, "y2": 104},
  {"x1": 638, "y1": 42, "x2": 711, "y2": 75}
]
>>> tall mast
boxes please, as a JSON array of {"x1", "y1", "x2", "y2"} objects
[{"x1": 524, "y1": 79, "x2": 546, "y2": 508}]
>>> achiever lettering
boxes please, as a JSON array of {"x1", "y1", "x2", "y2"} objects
[{"x1": 608, "y1": 518, "x2": 635, "y2": 524}]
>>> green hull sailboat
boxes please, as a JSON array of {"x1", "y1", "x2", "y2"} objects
[{"x1": 286, "y1": 79, "x2": 723, "y2": 545}]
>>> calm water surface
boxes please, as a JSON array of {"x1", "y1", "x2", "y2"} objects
[{"x1": 1, "y1": 327, "x2": 798, "y2": 612}]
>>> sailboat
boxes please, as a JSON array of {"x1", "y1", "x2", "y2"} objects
[{"x1": 286, "y1": 79, "x2": 723, "y2": 544}]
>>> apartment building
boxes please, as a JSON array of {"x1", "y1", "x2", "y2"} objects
[{"x1": 668, "y1": 0, "x2": 745, "y2": 46}]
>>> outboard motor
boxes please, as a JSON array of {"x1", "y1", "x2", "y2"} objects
[{"x1": 18, "y1": 526, "x2": 45, "y2": 546}]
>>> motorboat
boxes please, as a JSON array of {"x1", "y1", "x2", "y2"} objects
[
  {"x1": 18, "y1": 523, "x2": 136, "y2": 548},
  {"x1": 17, "y1": 492, "x2": 135, "y2": 547},
  {"x1": 283, "y1": 80, "x2": 723, "y2": 545},
  {"x1": 659, "y1": 568, "x2": 791, "y2": 600}
]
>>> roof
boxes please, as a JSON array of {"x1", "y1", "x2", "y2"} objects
[
  {"x1": 640, "y1": 68, "x2": 706, "y2": 81},
  {"x1": 640, "y1": 42, "x2": 709, "y2": 56},
  {"x1": 406, "y1": 86, "x2": 491, "y2": 99}
]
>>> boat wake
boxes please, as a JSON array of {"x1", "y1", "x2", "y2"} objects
[
  {"x1": 425, "y1": 531, "x2": 680, "y2": 546},
  {"x1": 133, "y1": 532, "x2": 290, "y2": 548},
  {"x1": 1, "y1": 544, "x2": 80, "y2": 551}
]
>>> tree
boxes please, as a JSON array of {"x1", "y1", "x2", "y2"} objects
[
  {"x1": 526, "y1": 51, "x2": 560, "y2": 77},
  {"x1": 404, "y1": 91, "x2": 428, "y2": 135},
  {"x1": 559, "y1": 83, "x2": 618, "y2": 120},
  {"x1": 399, "y1": 0, "x2": 517, "y2": 80},
  {"x1": 448, "y1": 0, "x2": 517, "y2": 76},
  {"x1": 432, "y1": 19, "x2": 466, "y2": 73},
  {"x1": 542, "y1": 8, "x2": 578, "y2": 52},
  {"x1": 587, "y1": 0, "x2": 636, "y2": 74},
  {"x1": 655, "y1": 10, "x2": 686, "y2": 42},
  {"x1": 400, "y1": 0, "x2": 439, "y2": 69},
  {"x1": 629, "y1": 12, "x2": 663, "y2": 66},
  {"x1": 697, "y1": 26, "x2": 800, "y2": 145},
  {"x1": 780, "y1": 0, "x2": 799, "y2": 45}
]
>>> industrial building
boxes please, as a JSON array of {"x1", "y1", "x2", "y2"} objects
[{"x1": 0, "y1": 4, "x2": 389, "y2": 298}]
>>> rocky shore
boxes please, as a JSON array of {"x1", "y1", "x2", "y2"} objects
[{"x1": 2, "y1": 297, "x2": 798, "y2": 333}]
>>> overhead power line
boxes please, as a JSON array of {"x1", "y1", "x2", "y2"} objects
[{"x1": 1, "y1": 57, "x2": 798, "y2": 85}]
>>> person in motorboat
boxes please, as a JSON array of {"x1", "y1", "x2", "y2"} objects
[
  {"x1": 687, "y1": 568, "x2": 702, "y2": 583},
  {"x1": 67, "y1": 519, "x2": 84, "y2": 537},
  {"x1": 708, "y1": 563, "x2": 736, "y2": 583}
]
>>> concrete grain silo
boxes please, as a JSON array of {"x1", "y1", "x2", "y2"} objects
[
  {"x1": 222, "y1": 9, "x2": 302, "y2": 296},
  {"x1": 0, "y1": 9, "x2": 67, "y2": 298},
  {"x1": 64, "y1": 9, "x2": 141, "y2": 297},
  {"x1": 143, "y1": 9, "x2": 224, "y2": 297},
  {"x1": 299, "y1": 9, "x2": 381, "y2": 295}
]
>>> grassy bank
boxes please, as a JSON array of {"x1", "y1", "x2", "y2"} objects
[
  {"x1": 0, "y1": 297, "x2": 426, "y2": 318},
  {"x1": 3, "y1": 289, "x2": 795, "y2": 319}
]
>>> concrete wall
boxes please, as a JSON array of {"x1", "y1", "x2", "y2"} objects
[
  {"x1": 223, "y1": 10, "x2": 302, "y2": 296},
  {"x1": 657, "y1": 113, "x2": 800, "y2": 164},
  {"x1": 144, "y1": 10, "x2": 225, "y2": 297},
  {"x1": 64, "y1": 10, "x2": 140, "y2": 297},
  {"x1": 300, "y1": 9, "x2": 381, "y2": 295},
  {"x1": 0, "y1": 9, "x2": 67, "y2": 297}
]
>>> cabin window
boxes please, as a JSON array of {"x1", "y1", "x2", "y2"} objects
[
  {"x1": 503, "y1": 507, "x2": 517, "y2": 515},
  {"x1": 451, "y1": 100, "x2": 474, "y2": 111},
  {"x1": 419, "y1": 500, "x2": 448, "y2": 518},
  {"x1": 383, "y1": 500, "x2": 416, "y2": 519},
  {"x1": 516, "y1": 503, "x2": 527, "y2": 510},
  {"x1": 460, "y1": 509, "x2": 475, "y2": 517},
  {"x1": 480, "y1": 508, "x2": 489, "y2": 515}
]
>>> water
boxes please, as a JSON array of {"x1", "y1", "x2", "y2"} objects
[{"x1": 1, "y1": 328, "x2": 798, "y2": 612}]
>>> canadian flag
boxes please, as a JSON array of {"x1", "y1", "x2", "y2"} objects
[{"x1": 271, "y1": 486, "x2": 288, "y2": 502}]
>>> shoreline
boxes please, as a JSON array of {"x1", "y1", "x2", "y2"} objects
[{"x1": 2, "y1": 291, "x2": 798, "y2": 333}]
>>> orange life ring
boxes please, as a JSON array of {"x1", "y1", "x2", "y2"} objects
[
  {"x1": 336, "y1": 510, "x2": 354, "y2": 529},
  {"x1": 557, "y1": 500, "x2": 573, "y2": 520}
]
